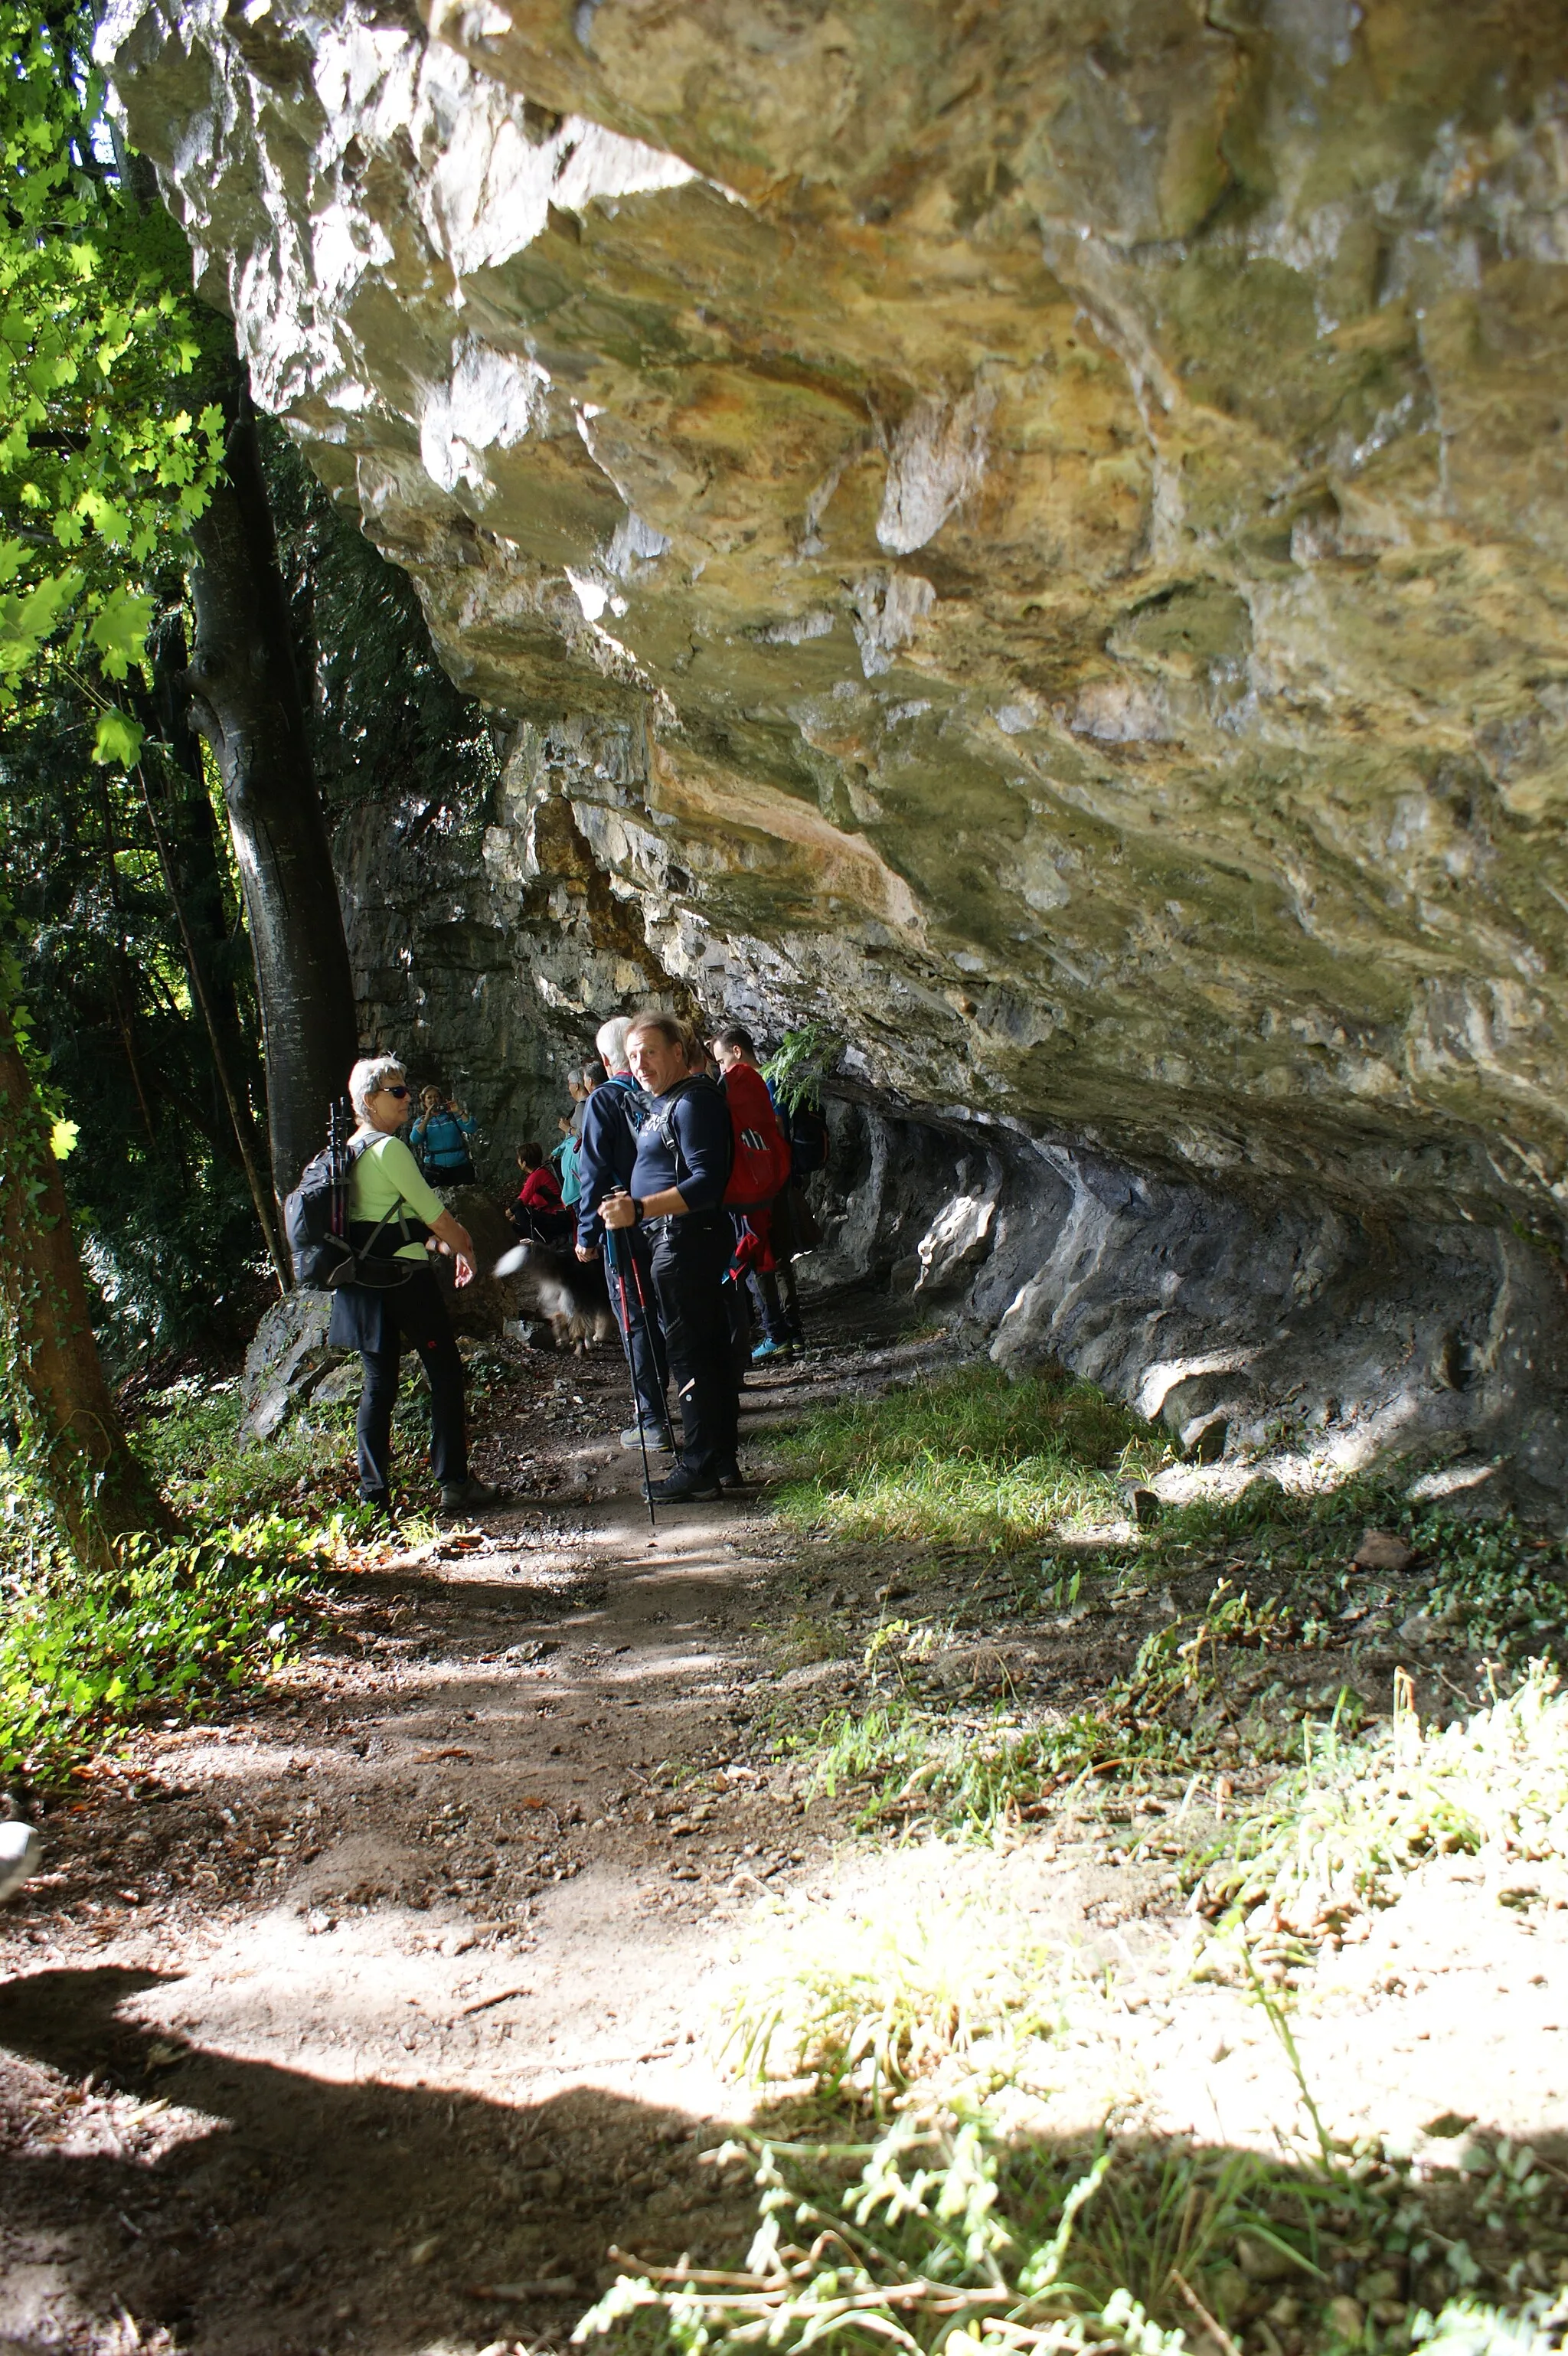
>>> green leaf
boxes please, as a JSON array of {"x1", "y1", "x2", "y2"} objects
[
  {"x1": 49, "y1": 1116, "x2": 80, "y2": 1159},
  {"x1": 90, "y1": 705, "x2": 143, "y2": 767},
  {"x1": 0, "y1": 567, "x2": 82, "y2": 679},
  {"x1": 86, "y1": 583, "x2": 153, "y2": 680}
]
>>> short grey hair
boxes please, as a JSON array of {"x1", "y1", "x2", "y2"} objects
[
  {"x1": 596, "y1": 1015, "x2": 632, "y2": 1070},
  {"x1": 348, "y1": 1054, "x2": 405, "y2": 1122}
]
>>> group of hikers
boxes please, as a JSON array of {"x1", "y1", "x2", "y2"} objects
[{"x1": 318, "y1": 1010, "x2": 827, "y2": 1518}]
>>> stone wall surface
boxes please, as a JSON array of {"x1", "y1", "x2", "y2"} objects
[{"x1": 99, "y1": 0, "x2": 1568, "y2": 1499}]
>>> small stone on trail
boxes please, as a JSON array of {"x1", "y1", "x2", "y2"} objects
[
  {"x1": 1236, "y1": 2233, "x2": 1297, "y2": 2284},
  {"x1": 1127, "y1": 1485, "x2": 1161, "y2": 1526},
  {"x1": 1354, "y1": 1528, "x2": 1416, "y2": 1573}
]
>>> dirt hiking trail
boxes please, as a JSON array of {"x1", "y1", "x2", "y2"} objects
[{"x1": 3, "y1": 1302, "x2": 1567, "y2": 2356}]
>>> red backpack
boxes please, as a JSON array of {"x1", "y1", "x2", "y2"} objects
[{"x1": 721, "y1": 1062, "x2": 792, "y2": 1208}]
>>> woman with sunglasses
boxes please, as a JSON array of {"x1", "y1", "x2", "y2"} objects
[{"x1": 326, "y1": 1055, "x2": 504, "y2": 1521}]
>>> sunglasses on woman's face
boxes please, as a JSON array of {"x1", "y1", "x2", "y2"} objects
[{"x1": 380, "y1": 1085, "x2": 410, "y2": 1100}]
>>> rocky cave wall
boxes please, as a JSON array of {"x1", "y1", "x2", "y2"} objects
[{"x1": 102, "y1": 0, "x2": 1568, "y2": 1500}]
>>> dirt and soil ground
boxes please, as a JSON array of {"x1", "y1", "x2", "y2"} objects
[{"x1": 2, "y1": 1299, "x2": 1566, "y2": 2356}]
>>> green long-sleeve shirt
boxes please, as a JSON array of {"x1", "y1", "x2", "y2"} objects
[{"x1": 348, "y1": 1133, "x2": 448, "y2": 1263}]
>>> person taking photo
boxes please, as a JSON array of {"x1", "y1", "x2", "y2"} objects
[{"x1": 410, "y1": 1085, "x2": 479, "y2": 1185}]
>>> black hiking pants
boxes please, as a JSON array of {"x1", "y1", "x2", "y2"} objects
[
  {"x1": 352, "y1": 1270, "x2": 468, "y2": 1501},
  {"x1": 604, "y1": 1227, "x2": 671, "y2": 1436},
  {"x1": 646, "y1": 1211, "x2": 737, "y2": 1479}
]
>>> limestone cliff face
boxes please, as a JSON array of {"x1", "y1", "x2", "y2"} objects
[{"x1": 101, "y1": 0, "x2": 1568, "y2": 1494}]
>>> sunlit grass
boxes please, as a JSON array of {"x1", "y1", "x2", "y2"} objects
[
  {"x1": 0, "y1": 1371, "x2": 394, "y2": 1781},
  {"x1": 720, "y1": 1852, "x2": 1086, "y2": 2099},
  {"x1": 1190, "y1": 1661, "x2": 1568, "y2": 1940},
  {"x1": 780, "y1": 1582, "x2": 1305, "y2": 1833},
  {"x1": 773, "y1": 1369, "x2": 1171, "y2": 1550}
]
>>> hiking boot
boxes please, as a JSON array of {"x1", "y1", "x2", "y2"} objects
[
  {"x1": 621, "y1": 1424, "x2": 675, "y2": 1452},
  {"x1": 715, "y1": 1462, "x2": 746, "y2": 1490},
  {"x1": 643, "y1": 1466, "x2": 722, "y2": 1504},
  {"x1": 750, "y1": 1336, "x2": 790, "y2": 1362},
  {"x1": 0, "y1": 1822, "x2": 42, "y2": 1904},
  {"x1": 439, "y1": 1475, "x2": 507, "y2": 1514}
]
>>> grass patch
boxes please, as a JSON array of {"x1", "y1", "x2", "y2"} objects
[
  {"x1": 0, "y1": 1518, "x2": 334, "y2": 1782},
  {"x1": 132, "y1": 1353, "x2": 518, "y2": 1526},
  {"x1": 578, "y1": 2105, "x2": 1568, "y2": 2356},
  {"x1": 773, "y1": 1370, "x2": 1168, "y2": 1551},
  {"x1": 722, "y1": 1865, "x2": 1080, "y2": 2099},
  {"x1": 767, "y1": 1431, "x2": 1568, "y2": 1840},
  {"x1": 1188, "y1": 1663, "x2": 1568, "y2": 1945},
  {"x1": 0, "y1": 1366, "x2": 395, "y2": 1783},
  {"x1": 638, "y1": 1385, "x2": 1568, "y2": 2356},
  {"x1": 789, "y1": 1583, "x2": 1298, "y2": 1833},
  {"x1": 130, "y1": 1375, "x2": 365, "y2": 1522},
  {"x1": 1115, "y1": 1488, "x2": 1568, "y2": 1672}
]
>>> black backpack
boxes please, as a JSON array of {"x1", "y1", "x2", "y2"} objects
[
  {"x1": 284, "y1": 1100, "x2": 364, "y2": 1288},
  {"x1": 284, "y1": 1103, "x2": 428, "y2": 1290}
]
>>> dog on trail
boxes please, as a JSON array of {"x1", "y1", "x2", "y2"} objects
[{"x1": 494, "y1": 1241, "x2": 616, "y2": 1353}]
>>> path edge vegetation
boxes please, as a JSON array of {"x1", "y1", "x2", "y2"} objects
[
  {"x1": 577, "y1": 1371, "x2": 1568, "y2": 2356},
  {"x1": 0, "y1": 0, "x2": 364, "y2": 1606}
]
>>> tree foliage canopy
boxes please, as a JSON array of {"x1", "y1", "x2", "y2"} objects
[{"x1": 0, "y1": 0, "x2": 221, "y2": 760}]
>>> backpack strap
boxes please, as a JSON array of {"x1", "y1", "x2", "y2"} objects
[
  {"x1": 646, "y1": 1078, "x2": 704, "y2": 1194},
  {"x1": 345, "y1": 1132, "x2": 432, "y2": 1266},
  {"x1": 606, "y1": 1071, "x2": 650, "y2": 1133}
]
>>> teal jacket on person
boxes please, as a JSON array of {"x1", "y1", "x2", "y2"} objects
[
  {"x1": 552, "y1": 1133, "x2": 583, "y2": 1206},
  {"x1": 410, "y1": 1107, "x2": 476, "y2": 1171}
]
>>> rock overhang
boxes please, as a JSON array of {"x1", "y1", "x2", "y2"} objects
[{"x1": 96, "y1": 0, "x2": 1568, "y2": 1451}]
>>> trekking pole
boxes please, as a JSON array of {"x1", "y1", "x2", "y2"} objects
[{"x1": 607, "y1": 1227, "x2": 658, "y2": 1537}]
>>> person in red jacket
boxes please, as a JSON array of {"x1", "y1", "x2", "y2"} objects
[
  {"x1": 509, "y1": 1141, "x2": 569, "y2": 1243},
  {"x1": 710, "y1": 1024, "x2": 801, "y2": 1361}
]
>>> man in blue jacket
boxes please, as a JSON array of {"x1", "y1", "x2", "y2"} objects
[
  {"x1": 576, "y1": 1015, "x2": 674, "y2": 1453},
  {"x1": 601, "y1": 1011, "x2": 737, "y2": 1502}
]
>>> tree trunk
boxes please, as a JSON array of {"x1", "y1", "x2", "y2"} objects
[
  {"x1": 136, "y1": 761, "x2": 291, "y2": 1293},
  {"x1": 147, "y1": 609, "x2": 265, "y2": 1146},
  {"x1": 0, "y1": 1000, "x2": 172, "y2": 1567},
  {"x1": 132, "y1": 616, "x2": 289, "y2": 1289},
  {"x1": 187, "y1": 366, "x2": 358, "y2": 1213}
]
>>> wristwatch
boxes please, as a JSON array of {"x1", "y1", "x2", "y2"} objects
[{"x1": 631, "y1": 1197, "x2": 644, "y2": 1221}]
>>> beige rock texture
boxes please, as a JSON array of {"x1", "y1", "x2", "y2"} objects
[{"x1": 98, "y1": 0, "x2": 1568, "y2": 1494}]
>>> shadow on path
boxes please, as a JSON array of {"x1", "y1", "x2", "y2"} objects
[{"x1": 0, "y1": 1966, "x2": 746, "y2": 2356}]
